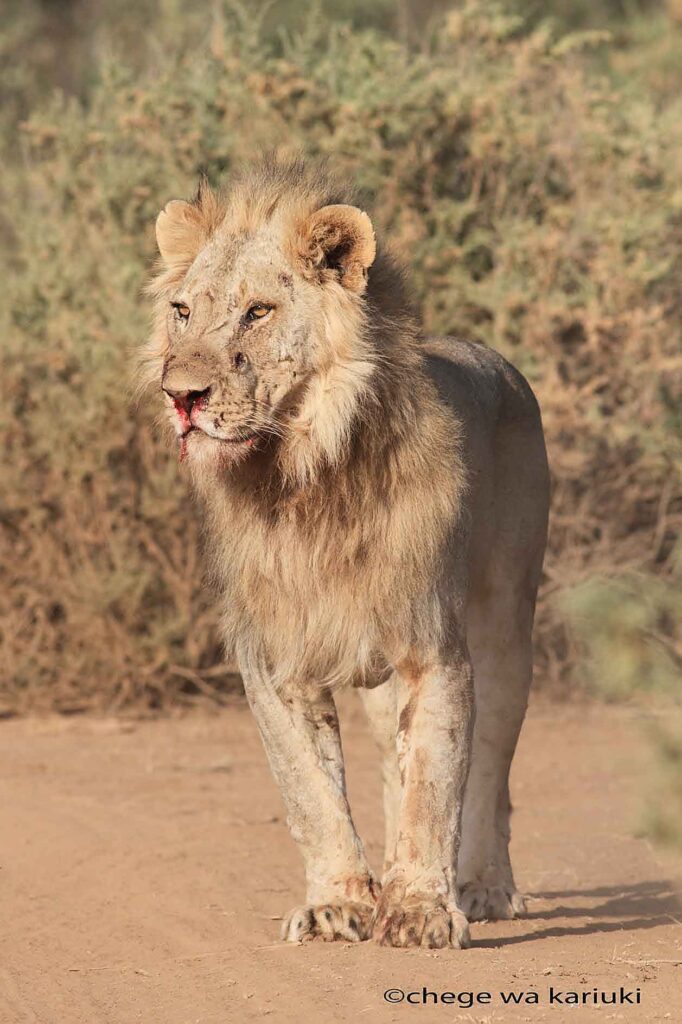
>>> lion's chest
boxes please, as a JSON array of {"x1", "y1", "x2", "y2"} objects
[{"x1": 218, "y1": 511, "x2": 394, "y2": 687}]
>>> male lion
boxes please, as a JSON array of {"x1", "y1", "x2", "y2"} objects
[{"x1": 144, "y1": 158, "x2": 549, "y2": 949}]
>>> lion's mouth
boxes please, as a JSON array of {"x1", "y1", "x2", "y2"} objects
[{"x1": 178, "y1": 427, "x2": 258, "y2": 462}]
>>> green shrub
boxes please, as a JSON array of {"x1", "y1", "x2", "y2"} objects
[
  {"x1": 1, "y1": 0, "x2": 680, "y2": 710},
  {"x1": 565, "y1": 549, "x2": 681, "y2": 847}
]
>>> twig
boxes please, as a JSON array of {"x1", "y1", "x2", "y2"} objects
[{"x1": 611, "y1": 958, "x2": 682, "y2": 967}]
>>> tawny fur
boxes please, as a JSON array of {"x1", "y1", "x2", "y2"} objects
[{"x1": 143, "y1": 156, "x2": 550, "y2": 949}]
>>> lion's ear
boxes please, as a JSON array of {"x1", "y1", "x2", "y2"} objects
[
  {"x1": 155, "y1": 200, "x2": 204, "y2": 268},
  {"x1": 302, "y1": 204, "x2": 376, "y2": 294},
  {"x1": 155, "y1": 181, "x2": 220, "y2": 269}
]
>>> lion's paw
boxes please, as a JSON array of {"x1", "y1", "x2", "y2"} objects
[
  {"x1": 372, "y1": 892, "x2": 470, "y2": 949},
  {"x1": 281, "y1": 901, "x2": 374, "y2": 943},
  {"x1": 459, "y1": 882, "x2": 526, "y2": 922}
]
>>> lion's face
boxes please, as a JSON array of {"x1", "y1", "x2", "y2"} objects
[
  {"x1": 161, "y1": 232, "x2": 319, "y2": 465},
  {"x1": 152, "y1": 187, "x2": 377, "y2": 471}
]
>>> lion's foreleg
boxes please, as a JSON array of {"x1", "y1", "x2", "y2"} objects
[
  {"x1": 372, "y1": 652, "x2": 474, "y2": 948},
  {"x1": 241, "y1": 664, "x2": 377, "y2": 942}
]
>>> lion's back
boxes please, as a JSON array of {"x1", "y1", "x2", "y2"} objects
[
  {"x1": 422, "y1": 336, "x2": 549, "y2": 594},
  {"x1": 423, "y1": 336, "x2": 543, "y2": 435}
]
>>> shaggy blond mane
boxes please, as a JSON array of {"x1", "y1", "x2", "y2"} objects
[{"x1": 145, "y1": 158, "x2": 466, "y2": 690}]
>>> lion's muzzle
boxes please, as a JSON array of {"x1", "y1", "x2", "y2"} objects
[{"x1": 162, "y1": 381, "x2": 211, "y2": 435}]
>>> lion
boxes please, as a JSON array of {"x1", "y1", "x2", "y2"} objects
[{"x1": 144, "y1": 157, "x2": 550, "y2": 949}]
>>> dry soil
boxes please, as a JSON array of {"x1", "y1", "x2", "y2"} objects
[{"x1": 1, "y1": 700, "x2": 680, "y2": 1024}]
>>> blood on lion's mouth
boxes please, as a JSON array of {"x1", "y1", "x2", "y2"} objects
[{"x1": 178, "y1": 427, "x2": 258, "y2": 463}]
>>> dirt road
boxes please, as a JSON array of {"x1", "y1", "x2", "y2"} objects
[{"x1": 1, "y1": 700, "x2": 680, "y2": 1024}]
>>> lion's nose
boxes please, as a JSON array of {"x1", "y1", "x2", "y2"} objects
[{"x1": 162, "y1": 384, "x2": 212, "y2": 417}]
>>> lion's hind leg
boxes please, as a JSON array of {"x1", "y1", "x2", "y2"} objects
[
  {"x1": 357, "y1": 675, "x2": 402, "y2": 875},
  {"x1": 457, "y1": 592, "x2": 534, "y2": 921}
]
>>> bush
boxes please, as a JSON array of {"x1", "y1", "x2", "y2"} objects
[
  {"x1": 564, "y1": 550, "x2": 681, "y2": 848},
  {"x1": 1, "y1": 0, "x2": 680, "y2": 711}
]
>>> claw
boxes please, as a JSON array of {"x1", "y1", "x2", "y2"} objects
[{"x1": 281, "y1": 902, "x2": 374, "y2": 943}]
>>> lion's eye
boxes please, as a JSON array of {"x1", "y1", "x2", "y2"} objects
[
  {"x1": 172, "y1": 302, "x2": 191, "y2": 321},
  {"x1": 245, "y1": 303, "x2": 272, "y2": 322}
]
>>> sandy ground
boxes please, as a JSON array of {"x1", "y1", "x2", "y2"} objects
[{"x1": 1, "y1": 699, "x2": 680, "y2": 1024}]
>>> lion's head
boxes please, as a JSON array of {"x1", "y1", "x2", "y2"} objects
[{"x1": 145, "y1": 159, "x2": 403, "y2": 484}]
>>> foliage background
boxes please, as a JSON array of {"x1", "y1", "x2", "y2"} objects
[{"x1": 1, "y1": 0, "x2": 680, "y2": 716}]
